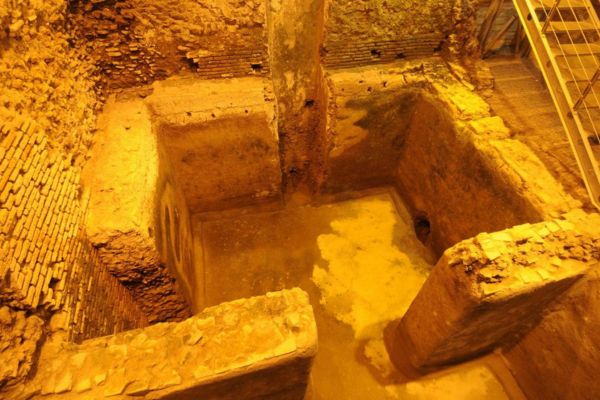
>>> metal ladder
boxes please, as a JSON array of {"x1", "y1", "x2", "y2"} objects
[{"x1": 513, "y1": 0, "x2": 600, "y2": 209}]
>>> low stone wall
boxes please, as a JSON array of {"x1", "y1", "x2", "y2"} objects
[
  {"x1": 323, "y1": 60, "x2": 579, "y2": 254},
  {"x1": 82, "y1": 97, "x2": 191, "y2": 323},
  {"x1": 386, "y1": 210, "x2": 599, "y2": 375},
  {"x1": 12, "y1": 288, "x2": 317, "y2": 400}
]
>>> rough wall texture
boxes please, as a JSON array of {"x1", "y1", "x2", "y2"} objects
[
  {"x1": 146, "y1": 76, "x2": 282, "y2": 214},
  {"x1": 10, "y1": 288, "x2": 317, "y2": 400},
  {"x1": 0, "y1": 0, "x2": 148, "y2": 390},
  {"x1": 82, "y1": 96, "x2": 191, "y2": 323},
  {"x1": 69, "y1": 0, "x2": 270, "y2": 90},
  {"x1": 322, "y1": 0, "x2": 479, "y2": 68},
  {"x1": 503, "y1": 212, "x2": 600, "y2": 400},
  {"x1": 267, "y1": 0, "x2": 327, "y2": 198},
  {"x1": 0, "y1": 307, "x2": 44, "y2": 389},
  {"x1": 323, "y1": 60, "x2": 579, "y2": 254},
  {"x1": 386, "y1": 212, "x2": 596, "y2": 375}
]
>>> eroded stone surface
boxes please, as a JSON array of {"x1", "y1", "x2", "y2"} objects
[
  {"x1": 10, "y1": 288, "x2": 316, "y2": 399},
  {"x1": 147, "y1": 76, "x2": 282, "y2": 214},
  {"x1": 0, "y1": 308, "x2": 44, "y2": 388},
  {"x1": 324, "y1": 60, "x2": 579, "y2": 255},
  {"x1": 386, "y1": 211, "x2": 600, "y2": 374}
]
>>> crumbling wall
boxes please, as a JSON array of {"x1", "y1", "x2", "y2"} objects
[
  {"x1": 0, "y1": 307, "x2": 44, "y2": 389},
  {"x1": 322, "y1": 0, "x2": 479, "y2": 68},
  {"x1": 386, "y1": 212, "x2": 597, "y2": 375},
  {"x1": 0, "y1": 0, "x2": 148, "y2": 390},
  {"x1": 267, "y1": 0, "x2": 328, "y2": 197},
  {"x1": 68, "y1": 0, "x2": 270, "y2": 90},
  {"x1": 323, "y1": 61, "x2": 579, "y2": 254},
  {"x1": 503, "y1": 213, "x2": 600, "y2": 400},
  {"x1": 10, "y1": 288, "x2": 317, "y2": 400},
  {"x1": 81, "y1": 96, "x2": 191, "y2": 323}
]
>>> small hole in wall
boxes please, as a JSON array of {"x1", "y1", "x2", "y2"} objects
[
  {"x1": 396, "y1": 53, "x2": 406, "y2": 59},
  {"x1": 434, "y1": 42, "x2": 443, "y2": 53},
  {"x1": 250, "y1": 63, "x2": 263, "y2": 71},
  {"x1": 371, "y1": 49, "x2": 382, "y2": 58},
  {"x1": 49, "y1": 277, "x2": 60, "y2": 290},
  {"x1": 414, "y1": 215, "x2": 431, "y2": 245},
  {"x1": 305, "y1": 99, "x2": 315, "y2": 108}
]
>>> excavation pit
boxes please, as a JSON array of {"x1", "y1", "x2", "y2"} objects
[{"x1": 8, "y1": 60, "x2": 589, "y2": 399}]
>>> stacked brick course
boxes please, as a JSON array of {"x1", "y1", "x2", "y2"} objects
[
  {"x1": 323, "y1": 35, "x2": 444, "y2": 69},
  {"x1": 0, "y1": 115, "x2": 147, "y2": 342},
  {"x1": 68, "y1": 0, "x2": 270, "y2": 89}
]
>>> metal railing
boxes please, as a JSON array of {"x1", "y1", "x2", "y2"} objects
[{"x1": 514, "y1": 0, "x2": 600, "y2": 209}]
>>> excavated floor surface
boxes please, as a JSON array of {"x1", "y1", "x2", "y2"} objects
[{"x1": 195, "y1": 188, "x2": 525, "y2": 399}]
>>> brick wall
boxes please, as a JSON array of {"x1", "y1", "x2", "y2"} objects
[
  {"x1": 69, "y1": 0, "x2": 270, "y2": 89},
  {"x1": 0, "y1": 114, "x2": 147, "y2": 342},
  {"x1": 323, "y1": 34, "x2": 444, "y2": 69}
]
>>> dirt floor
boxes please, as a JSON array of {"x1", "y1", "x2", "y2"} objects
[{"x1": 194, "y1": 188, "x2": 526, "y2": 399}]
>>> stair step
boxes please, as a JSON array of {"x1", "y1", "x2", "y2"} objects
[
  {"x1": 563, "y1": 66, "x2": 600, "y2": 82},
  {"x1": 550, "y1": 42, "x2": 600, "y2": 56},
  {"x1": 576, "y1": 108, "x2": 600, "y2": 132},
  {"x1": 534, "y1": 0, "x2": 589, "y2": 11},
  {"x1": 556, "y1": 53, "x2": 600, "y2": 71},
  {"x1": 548, "y1": 20, "x2": 597, "y2": 33}
]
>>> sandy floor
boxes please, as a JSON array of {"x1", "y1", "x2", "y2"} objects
[{"x1": 195, "y1": 188, "x2": 524, "y2": 399}]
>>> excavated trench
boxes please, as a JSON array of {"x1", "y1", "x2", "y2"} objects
[{"x1": 134, "y1": 73, "x2": 569, "y2": 398}]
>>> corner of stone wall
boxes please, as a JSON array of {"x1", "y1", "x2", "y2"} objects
[
  {"x1": 13, "y1": 288, "x2": 317, "y2": 400},
  {"x1": 386, "y1": 211, "x2": 600, "y2": 375}
]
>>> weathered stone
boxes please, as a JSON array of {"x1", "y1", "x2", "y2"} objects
[{"x1": 385, "y1": 215, "x2": 599, "y2": 376}]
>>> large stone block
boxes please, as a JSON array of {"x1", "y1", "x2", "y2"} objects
[
  {"x1": 385, "y1": 213, "x2": 596, "y2": 376},
  {"x1": 147, "y1": 77, "x2": 282, "y2": 214}
]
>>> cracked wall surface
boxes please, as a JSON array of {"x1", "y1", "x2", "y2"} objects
[
  {"x1": 0, "y1": 0, "x2": 148, "y2": 389},
  {"x1": 9, "y1": 288, "x2": 317, "y2": 400}
]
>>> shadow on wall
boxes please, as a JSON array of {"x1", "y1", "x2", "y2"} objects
[
  {"x1": 154, "y1": 135, "x2": 202, "y2": 313},
  {"x1": 323, "y1": 78, "x2": 553, "y2": 256}
]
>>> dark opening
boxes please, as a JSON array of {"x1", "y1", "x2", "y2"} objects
[
  {"x1": 305, "y1": 99, "x2": 315, "y2": 108},
  {"x1": 396, "y1": 52, "x2": 406, "y2": 59},
  {"x1": 413, "y1": 215, "x2": 431, "y2": 244},
  {"x1": 250, "y1": 63, "x2": 263, "y2": 71},
  {"x1": 371, "y1": 49, "x2": 382, "y2": 57}
]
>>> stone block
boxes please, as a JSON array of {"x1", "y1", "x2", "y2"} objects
[
  {"x1": 385, "y1": 216, "x2": 597, "y2": 376},
  {"x1": 19, "y1": 288, "x2": 317, "y2": 400},
  {"x1": 147, "y1": 77, "x2": 281, "y2": 214}
]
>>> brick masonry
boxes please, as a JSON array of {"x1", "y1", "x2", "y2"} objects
[
  {"x1": 323, "y1": 34, "x2": 445, "y2": 69},
  {"x1": 0, "y1": 114, "x2": 147, "y2": 342}
]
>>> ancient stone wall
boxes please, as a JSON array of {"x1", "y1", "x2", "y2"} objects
[
  {"x1": 0, "y1": 0, "x2": 148, "y2": 389},
  {"x1": 68, "y1": 0, "x2": 270, "y2": 90},
  {"x1": 386, "y1": 212, "x2": 598, "y2": 375},
  {"x1": 323, "y1": 61, "x2": 580, "y2": 254},
  {"x1": 82, "y1": 96, "x2": 191, "y2": 323},
  {"x1": 503, "y1": 212, "x2": 600, "y2": 400},
  {"x1": 9, "y1": 288, "x2": 317, "y2": 400},
  {"x1": 322, "y1": 0, "x2": 479, "y2": 68}
]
